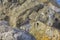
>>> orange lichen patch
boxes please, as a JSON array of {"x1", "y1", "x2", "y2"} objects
[
  {"x1": 41, "y1": 35, "x2": 50, "y2": 40},
  {"x1": 29, "y1": 21, "x2": 48, "y2": 40},
  {"x1": 29, "y1": 21, "x2": 60, "y2": 40},
  {"x1": 30, "y1": 27, "x2": 50, "y2": 40},
  {"x1": 30, "y1": 29, "x2": 42, "y2": 40}
]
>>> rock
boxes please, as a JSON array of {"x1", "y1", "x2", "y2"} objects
[
  {"x1": 0, "y1": 20, "x2": 13, "y2": 33},
  {"x1": 18, "y1": 0, "x2": 26, "y2": 5},
  {"x1": 0, "y1": 12, "x2": 6, "y2": 20},
  {"x1": 0, "y1": 20, "x2": 35, "y2": 40},
  {"x1": 1, "y1": 29, "x2": 35, "y2": 40},
  {"x1": 0, "y1": 0, "x2": 60, "y2": 40}
]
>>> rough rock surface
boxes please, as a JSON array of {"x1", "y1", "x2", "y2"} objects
[
  {"x1": 30, "y1": 21, "x2": 60, "y2": 40},
  {"x1": 0, "y1": 0, "x2": 60, "y2": 40},
  {"x1": 0, "y1": 20, "x2": 35, "y2": 40}
]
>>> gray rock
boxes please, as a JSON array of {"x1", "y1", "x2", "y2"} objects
[{"x1": 0, "y1": 20, "x2": 35, "y2": 40}]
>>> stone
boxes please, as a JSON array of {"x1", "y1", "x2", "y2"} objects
[{"x1": 0, "y1": 20, "x2": 35, "y2": 40}]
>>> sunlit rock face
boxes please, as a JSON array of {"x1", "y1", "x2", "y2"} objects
[
  {"x1": 0, "y1": 0, "x2": 60, "y2": 40},
  {"x1": 29, "y1": 21, "x2": 60, "y2": 40},
  {"x1": 0, "y1": 0, "x2": 41, "y2": 27}
]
